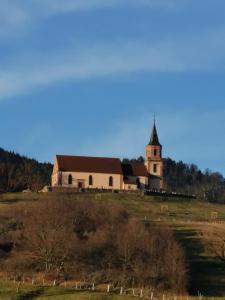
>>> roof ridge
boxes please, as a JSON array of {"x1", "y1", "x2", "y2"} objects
[{"x1": 56, "y1": 154, "x2": 120, "y2": 160}]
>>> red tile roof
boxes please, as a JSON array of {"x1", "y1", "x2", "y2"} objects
[
  {"x1": 122, "y1": 163, "x2": 149, "y2": 177},
  {"x1": 56, "y1": 155, "x2": 123, "y2": 175}
]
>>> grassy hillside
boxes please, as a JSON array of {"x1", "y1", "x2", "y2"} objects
[
  {"x1": 1, "y1": 192, "x2": 225, "y2": 223},
  {"x1": 0, "y1": 192, "x2": 225, "y2": 297},
  {"x1": 0, "y1": 281, "x2": 138, "y2": 300},
  {"x1": 1, "y1": 281, "x2": 224, "y2": 300}
]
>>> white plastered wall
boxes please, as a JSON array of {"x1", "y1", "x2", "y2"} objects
[{"x1": 60, "y1": 171, "x2": 122, "y2": 190}]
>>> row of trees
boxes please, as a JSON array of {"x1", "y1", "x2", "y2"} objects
[{"x1": 0, "y1": 199, "x2": 187, "y2": 292}]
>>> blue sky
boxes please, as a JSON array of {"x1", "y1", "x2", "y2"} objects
[{"x1": 0, "y1": 0, "x2": 225, "y2": 175}]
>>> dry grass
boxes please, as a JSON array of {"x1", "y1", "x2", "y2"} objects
[{"x1": 0, "y1": 192, "x2": 225, "y2": 224}]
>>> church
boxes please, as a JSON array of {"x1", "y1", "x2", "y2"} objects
[{"x1": 51, "y1": 123, "x2": 163, "y2": 191}]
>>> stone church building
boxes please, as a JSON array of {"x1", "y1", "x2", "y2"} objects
[{"x1": 51, "y1": 123, "x2": 163, "y2": 191}]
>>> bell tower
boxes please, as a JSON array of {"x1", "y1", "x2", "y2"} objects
[{"x1": 145, "y1": 121, "x2": 163, "y2": 191}]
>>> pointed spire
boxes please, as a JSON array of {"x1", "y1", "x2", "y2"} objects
[{"x1": 149, "y1": 121, "x2": 161, "y2": 146}]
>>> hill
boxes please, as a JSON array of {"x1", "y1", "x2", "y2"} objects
[{"x1": 0, "y1": 192, "x2": 225, "y2": 297}]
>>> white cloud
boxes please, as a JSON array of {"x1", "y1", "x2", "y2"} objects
[{"x1": 1, "y1": 28, "x2": 225, "y2": 100}]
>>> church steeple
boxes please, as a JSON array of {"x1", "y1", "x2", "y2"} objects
[
  {"x1": 145, "y1": 120, "x2": 163, "y2": 191},
  {"x1": 149, "y1": 122, "x2": 161, "y2": 146}
]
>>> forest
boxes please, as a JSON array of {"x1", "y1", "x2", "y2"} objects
[
  {"x1": 0, "y1": 148, "x2": 52, "y2": 193},
  {"x1": 124, "y1": 157, "x2": 225, "y2": 203},
  {"x1": 163, "y1": 158, "x2": 225, "y2": 203}
]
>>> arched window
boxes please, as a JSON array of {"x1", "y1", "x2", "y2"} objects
[
  {"x1": 68, "y1": 174, "x2": 73, "y2": 185},
  {"x1": 154, "y1": 149, "x2": 157, "y2": 156},
  {"x1": 109, "y1": 176, "x2": 113, "y2": 187},
  {"x1": 89, "y1": 175, "x2": 93, "y2": 186}
]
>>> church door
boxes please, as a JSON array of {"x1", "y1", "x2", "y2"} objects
[{"x1": 78, "y1": 181, "x2": 85, "y2": 189}]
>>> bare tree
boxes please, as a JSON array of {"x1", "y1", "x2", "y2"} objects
[{"x1": 13, "y1": 199, "x2": 78, "y2": 276}]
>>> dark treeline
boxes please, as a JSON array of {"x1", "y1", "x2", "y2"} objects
[
  {"x1": 123, "y1": 157, "x2": 225, "y2": 203},
  {"x1": 0, "y1": 199, "x2": 187, "y2": 292},
  {"x1": 163, "y1": 158, "x2": 225, "y2": 203},
  {"x1": 0, "y1": 148, "x2": 52, "y2": 193}
]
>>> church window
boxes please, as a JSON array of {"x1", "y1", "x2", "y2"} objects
[
  {"x1": 89, "y1": 175, "x2": 93, "y2": 186},
  {"x1": 153, "y1": 164, "x2": 158, "y2": 173},
  {"x1": 154, "y1": 149, "x2": 157, "y2": 156},
  {"x1": 109, "y1": 176, "x2": 113, "y2": 187},
  {"x1": 68, "y1": 174, "x2": 73, "y2": 185}
]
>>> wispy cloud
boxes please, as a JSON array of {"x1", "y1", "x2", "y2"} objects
[
  {"x1": 1, "y1": 28, "x2": 225, "y2": 100},
  {"x1": 0, "y1": 0, "x2": 183, "y2": 37}
]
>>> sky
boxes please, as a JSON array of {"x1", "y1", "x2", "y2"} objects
[{"x1": 0, "y1": 0, "x2": 225, "y2": 175}]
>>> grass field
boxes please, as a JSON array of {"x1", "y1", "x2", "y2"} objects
[
  {"x1": 1, "y1": 281, "x2": 225, "y2": 300},
  {"x1": 0, "y1": 280, "x2": 225, "y2": 300},
  {"x1": 0, "y1": 192, "x2": 225, "y2": 298},
  {"x1": 1, "y1": 192, "x2": 225, "y2": 223},
  {"x1": 0, "y1": 281, "x2": 144, "y2": 299}
]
